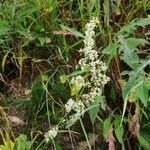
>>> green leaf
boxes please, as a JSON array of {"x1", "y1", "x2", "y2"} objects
[
  {"x1": 103, "y1": 117, "x2": 111, "y2": 140},
  {"x1": 52, "y1": 82, "x2": 69, "y2": 100},
  {"x1": 118, "y1": 37, "x2": 149, "y2": 69},
  {"x1": 114, "y1": 116, "x2": 124, "y2": 143},
  {"x1": 135, "y1": 83, "x2": 149, "y2": 107},
  {"x1": 137, "y1": 132, "x2": 150, "y2": 150},
  {"x1": 0, "y1": 20, "x2": 10, "y2": 36},
  {"x1": 117, "y1": 17, "x2": 150, "y2": 36},
  {"x1": 102, "y1": 42, "x2": 118, "y2": 65},
  {"x1": 2, "y1": 50, "x2": 11, "y2": 72},
  {"x1": 118, "y1": 35, "x2": 140, "y2": 69},
  {"x1": 122, "y1": 59, "x2": 150, "y2": 123},
  {"x1": 31, "y1": 79, "x2": 45, "y2": 105},
  {"x1": 60, "y1": 24, "x2": 85, "y2": 38},
  {"x1": 71, "y1": 84, "x2": 79, "y2": 96},
  {"x1": 115, "y1": 127, "x2": 123, "y2": 143},
  {"x1": 25, "y1": 141, "x2": 32, "y2": 149},
  {"x1": 0, "y1": 140, "x2": 15, "y2": 150},
  {"x1": 16, "y1": 134, "x2": 27, "y2": 142},
  {"x1": 60, "y1": 75, "x2": 68, "y2": 84},
  {"x1": 37, "y1": 36, "x2": 45, "y2": 46},
  {"x1": 89, "y1": 95, "x2": 102, "y2": 125},
  {"x1": 103, "y1": 42, "x2": 118, "y2": 55},
  {"x1": 125, "y1": 38, "x2": 149, "y2": 48},
  {"x1": 71, "y1": 76, "x2": 84, "y2": 96},
  {"x1": 15, "y1": 134, "x2": 32, "y2": 150},
  {"x1": 41, "y1": 75, "x2": 49, "y2": 82}
]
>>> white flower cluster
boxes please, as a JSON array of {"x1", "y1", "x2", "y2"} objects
[
  {"x1": 44, "y1": 17, "x2": 110, "y2": 142},
  {"x1": 65, "y1": 98, "x2": 85, "y2": 122},
  {"x1": 65, "y1": 98, "x2": 85, "y2": 114},
  {"x1": 79, "y1": 18, "x2": 99, "y2": 63},
  {"x1": 79, "y1": 17, "x2": 109, "y2": 84},
  {"x1": 83, "y1": 87, "x2": 100, "y2": 105},
  {"x1": 78, "y1": 17, "x2": 110, "y2": 103},
  {"x1": 44, "y1": 126, "x2": 58, "y2": 142},
  {"x1": 64, "y1": 17, "x2": 109, "y2": 125}
]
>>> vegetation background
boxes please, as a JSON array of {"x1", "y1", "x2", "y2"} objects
[{"x1": 0, "y1": 0, "x2": 150, "y2": 149}]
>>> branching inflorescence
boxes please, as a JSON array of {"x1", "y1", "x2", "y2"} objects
[{"x1": 44, "y1": 17, "x2": 110, "y2": 142}]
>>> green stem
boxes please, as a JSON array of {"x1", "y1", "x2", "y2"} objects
[{"x1": 79, "y1": 118, "x2": 91, "y2": 150}]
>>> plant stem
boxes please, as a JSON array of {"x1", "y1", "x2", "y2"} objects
[{"x1": 79, "y1": 118, "x2": 91, "y2": 150}]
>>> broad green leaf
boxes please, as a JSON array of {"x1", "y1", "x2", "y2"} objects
[
  {"x1": 15, "y1": 134, "x2": 32, "y2": 150},
  {"x1": 118, "y1": 35, "x2": 139, "y2": 69},
  {"x1": 25, "y1": 141, "x2": 32, "y2": 149},
  {"x1": 115, "y1": 127, "x2": 123, "y2": 143},
  {"x1": 16, "y1": 134, "x2": 27, "y2": 142},
  {"x1": 135, "y1": 83, "x2": 149, "y2": 107},
  {"x1": 122, "y1": 59, "x2": 150, "y2": 123},
  {"x1": 52, "y1": 82, "x2": 69, "y2": 100},
  {"x1": 71, "y1": 84, "x2": 81, "y2": 96},
  {"x1": 103, "y1": 42, "x2": 118, "y2": 55},
  {"x1": 103, "y1": 117, "x2": 111, "y2": 140},
  {"x1": 102, "y1": 42, "x2": 118, "y2": 65},
  {"x1": 114, "y1": 116, "x2": 124, "y2": 143},
  {"x1": 16, "y1": 143, "x2": 25, "y2": 150},
  {"x1": 125, "y1": 38, "x2": 149, "y2": 48},
  {"x1": 117, "y1": 17, "x2": 150, "y2": 36},
  {"x1": 31, "y1": 79, "x2": 45, "y2": 106},
  {"x1": 89, "y1": 95, "x2": 102, "y2": 125},
  {"x1": 71, "y1": 76, "x2": 84, "y2": 96},
  {"x1": 137, "y1": 132, "x2": 150, "y2": 150},
  {"x1": 119, "y1": 37, "x2": 148, "y2": 69}
]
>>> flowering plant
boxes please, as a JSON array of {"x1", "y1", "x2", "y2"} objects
[
  {"x1": 63, "y1": 17, "x2": 110, "y2": 126},
  {"x1": 44, "y1": 17, "x2": 109, "y2": 142}
]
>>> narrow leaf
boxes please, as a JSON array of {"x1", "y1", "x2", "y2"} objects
[{"x1": 60, "y1": 25, "x2": 85, "y2": 38}]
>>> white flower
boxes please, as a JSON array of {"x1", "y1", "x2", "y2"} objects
[
  {"x1": 69, "y1": 113, "x2": 81, "y2": 123},
  {"x1": 70, "y1": 75, "x2": 84, "y2": 86},
  {"x1": 83, "y1": 87, "x2": 102, "y2": 104},
  {"x1": 75, "y1": 17, "x2": 109, "y2": 103},
  {"x1": 65, "y1": 99, "x2": 85, "y2": 124},
  {"x1": 44, "y1": 126, "x2": 58, "y2": 142},
  {"x1": 73, "y1": 100, "x2": 85, "y2": 114},
  {"x1": 65, "y1": 98, "x2": 75, "y2": 113},
  {"x1": 65, "y1": 99, "x2": 85, "y2": 114}
]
